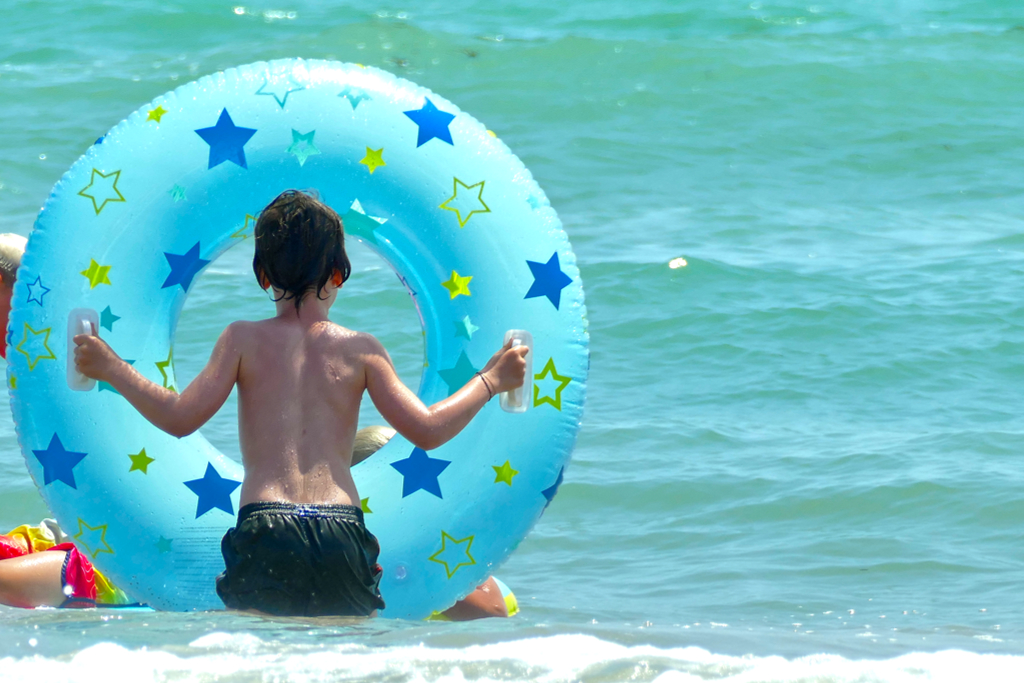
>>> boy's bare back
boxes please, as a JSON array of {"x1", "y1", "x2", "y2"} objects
[{"x1": 232, "y1": 317, "x2": 366, "y2": 507}]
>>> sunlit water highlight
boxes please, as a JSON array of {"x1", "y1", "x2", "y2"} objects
[{"x1": 3, "y1": 0, "x2": 1024, "y2": 680}]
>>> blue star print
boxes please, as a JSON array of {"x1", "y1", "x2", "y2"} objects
[
  {"x1": 162, "y1": 242, "x2": 211, "y2": 292},
  {"x1": 391, "y1": 448, "x2": 451, "y2": 498},
  {"x1": 403, "y1": 98, "x2": 455, "y2": 147},
  {"x1": 525, "y1": 252, "x2": 573, "y2": 309},
  {"x1": 25, "y1": 276, "x2": 50, "y2": 306},
  {"x1": 194, "y1": 109, "x2": 257, "y2": 169},
  {"x1": 184, "y1": 463, "x2": 241, "y2": 518},
  {"x1": 33, "y1": 434, "x2": 87, "y2": 489},
  {"x1": 541, "y1": 467, "x2": 565, "y2": 508}
]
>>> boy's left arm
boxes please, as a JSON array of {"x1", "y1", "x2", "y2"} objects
[{"x1": 74, "y1": 323, "x2": 243, "y2": 438}]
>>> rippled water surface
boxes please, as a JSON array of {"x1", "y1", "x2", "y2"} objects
[{"x1": 3, "y1": 1, "x2": 1024, "y2": 680}]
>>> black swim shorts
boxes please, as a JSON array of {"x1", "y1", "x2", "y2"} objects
[{"x1": 216, "y1": 502, "x2": 385, "y2": 617}]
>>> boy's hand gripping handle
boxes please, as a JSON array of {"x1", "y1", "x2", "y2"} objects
[
  {"x1": 500, "y1": 329, "x2": 533, "y2": 413},
  {"x1": 67, "y1": 308, "x2": 99, "y2": 391}
]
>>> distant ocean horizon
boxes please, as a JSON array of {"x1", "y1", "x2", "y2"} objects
[{"x1": 4, "y1": 1, "x2": 1024, "y2": 681}]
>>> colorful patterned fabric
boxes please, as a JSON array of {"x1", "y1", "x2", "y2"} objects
[{"x1": 1, "y1": 520, "x2": 132, "y2": 606}]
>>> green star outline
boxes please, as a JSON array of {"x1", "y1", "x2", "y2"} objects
[
  {"x1": 533, "y1": 357, "x2": 572, "y2": 411},
  {"x1": 439, "y1": 177, "x2": 490, "y2": 228},
  {"x1": 156, "y1": 348, "x2": 176, "y2": 392},
  {"x1": 77, "y1": 168, "x2": 126, "y2": 215},
  {"x1": 74, "y1": 518, "x2": 114, "y2": 560},
  {"x1": 428, "y1": 531, "x2": 476, "y2": 579},
  {"x1": 15, "y1": 323, "x2": 56, "y2": 371},
  {"x1": 231, "y1": 213, "x2": 258, "y2": 240}
]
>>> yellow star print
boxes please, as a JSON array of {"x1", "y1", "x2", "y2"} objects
[
  {"x1": 80, "y1": 259, "x2": 112, "y2": 289},
  {"x1": 439, "y1": 177, "x2": 490, "y2": 228},
  {"x1": 15, "y1": 324, "x2": 56, "y2": 371},
  {"x1": 360, "y1": 147, "x2": 386, "y2": 174},
  {"x1": 361, "y1": 497, "x2": 372, "y2": 514},
  {"x1": 156, "y1": 348, "x2": 176, "y2": 392},
  {"x1": 428, "y1": 531, "x2": 476, "y2": 579},
  {"x1": 128, "y1": 449, "x2": 155, "y2": 474},
  {"x1": 147, "y1": 106, "x2": 168, "y2": 123},
  {"x1": 533, "y1": 357, "x2": 572, "y2": 411},
  {"x1": 492, "y1": 460, "x2": 519, "y2": 486},
  {"x1": 231, "y1": 213, "x2": 258, "y2": 239},
  {"x1": 74, "y1": 518, "x2": 114, "y2": 560},
  {"x1": 441, "y1": 270, "x2": 472, "y2": 299},
  {"x1": 78, "y1": 168, "x2": 125, "y2": 215}
]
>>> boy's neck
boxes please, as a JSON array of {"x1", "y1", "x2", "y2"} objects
[{"x1": 271, "y1": 288, "x2": 334, "y2": 324}]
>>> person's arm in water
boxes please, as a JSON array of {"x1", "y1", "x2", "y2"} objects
[
  {"x1": 441, "y1": 576, "x2": 509, "y2": 620},
  {"x1": 362, "y1": 336, "x2": 528, "y2": 451},
  {"x1": 0, "y1": 552, "x2": 68, "y2": 608},
  {"x1": 73, "y1": 323, "x2": 244, "y2": 438}
]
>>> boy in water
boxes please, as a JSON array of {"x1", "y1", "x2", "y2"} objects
[{"x1": 74, "y1": 190, "x2": 528, "y2": 616}]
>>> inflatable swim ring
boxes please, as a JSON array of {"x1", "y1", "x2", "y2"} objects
[{"x1": 8, "y1": 59, "x2": 588, "y2": 618}]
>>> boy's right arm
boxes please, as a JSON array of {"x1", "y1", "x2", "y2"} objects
[
  {"x1": 361, "y1": 335, "x2": 527, "y2": 451},
  {"x1": 74, "y1": 323, "x2": 244, "y2": 438}
]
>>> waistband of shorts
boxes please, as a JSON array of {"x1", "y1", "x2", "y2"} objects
[{"x1": 238, "y1": 501, "x2": 365, "y2": 524}]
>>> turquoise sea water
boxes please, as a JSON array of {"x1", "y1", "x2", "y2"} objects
[{"x1": 3, "y1": 1, "x2": 1024, "y2": 680}]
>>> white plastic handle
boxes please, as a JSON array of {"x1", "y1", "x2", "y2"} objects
[
  {"x1": 500, "y1": 330, "x2": 533, "y2": 413},
  {"x1": 67, "y1": 308, "x2": 99, "y2": 392},
  {"x1": 508, "y1": 339, "x2": 524, "y2": 407}
]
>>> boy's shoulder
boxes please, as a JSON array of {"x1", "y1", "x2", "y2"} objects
[
  {"x1": 225, "y1": 319, "x2": 383, "y2": 353},
  {"x1": 318, "y1": 326, "x2": 389, "y2": 359},
  {"x1": 329, "y1": 326, "x2": 384, "y2": 353},
  {"x1": 219, "y1": 319, "x2": 263, "y2": 342}
]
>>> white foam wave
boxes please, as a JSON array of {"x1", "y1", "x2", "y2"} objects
[{"x1": 2, "y1": 633, "x2": 1023, "y2": 683}]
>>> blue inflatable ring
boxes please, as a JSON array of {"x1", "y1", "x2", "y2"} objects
[{"x1": 9, "y1": 59, "x2": 588, "y2": 618}]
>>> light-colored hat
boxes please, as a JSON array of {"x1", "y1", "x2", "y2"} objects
[
  {"x1": 0, "y1": 233, "x2": 27, "y2": 283},
  {"x1": 353, "y1": 425, "x2": 396, "y2": 465}
]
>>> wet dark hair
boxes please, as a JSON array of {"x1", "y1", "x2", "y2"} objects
[{"x1": 252, "y1": 190, "x2": 351, "y2": 311}]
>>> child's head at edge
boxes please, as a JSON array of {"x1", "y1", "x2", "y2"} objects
[
  {"x1": 0, "y1": 233, "x2": 27, "y2": 358},
  {"x1": 353, "y1": 425, "x2": 396, "y2": 466},
  {"x1": 252, "y1": 190, "x2": 352, "y2": 311}
]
